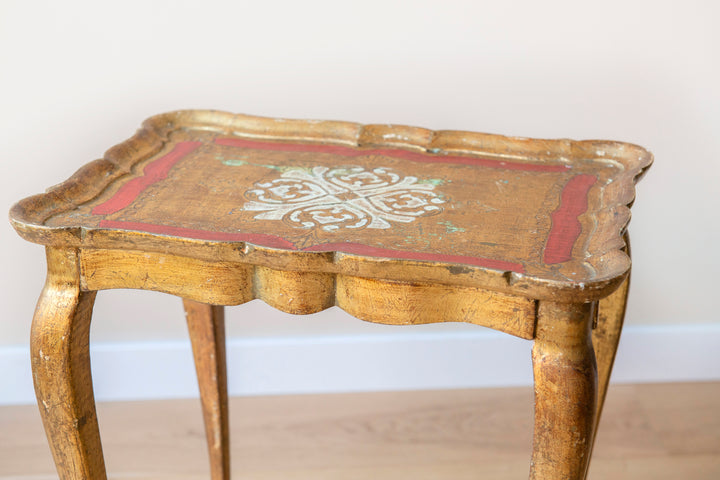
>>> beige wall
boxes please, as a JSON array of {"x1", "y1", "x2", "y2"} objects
[{"x1": 1, "y1": 0, "x2": 718, "y2": 346}]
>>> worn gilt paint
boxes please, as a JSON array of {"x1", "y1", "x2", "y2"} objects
[{"x1": 9, "y1": 110, "x2": 651, "y2": 480}]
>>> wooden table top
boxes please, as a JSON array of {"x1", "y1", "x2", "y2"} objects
[{"x1": 10, "y1": 111, "x2": 651, "y2": 300}]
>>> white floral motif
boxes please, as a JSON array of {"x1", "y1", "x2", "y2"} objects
[{"x1": 243, "y1": 166, "x2": 446, "y2": 232}]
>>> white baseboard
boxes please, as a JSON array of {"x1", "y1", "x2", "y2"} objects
[{"x1": 1, "y1": 324, "x2": 718, "y2": 405}]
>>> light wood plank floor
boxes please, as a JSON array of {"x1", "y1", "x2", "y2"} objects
[{"x1": 1, "y1": 383, "x2": 718, "y2": 479}]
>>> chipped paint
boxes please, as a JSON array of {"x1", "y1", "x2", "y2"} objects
[
  {"x1": 477, "y1": 241, "x2": 498, "y2": 247},
  {"x1": 448, "y1": 265, "x2": 473, "y2": 275},
  {"x1": 495, "y1": 179, "x2": 509, "y2": 192},
  {"x1": 382, "y1": 133, "x2": 410, "y2": 141}
]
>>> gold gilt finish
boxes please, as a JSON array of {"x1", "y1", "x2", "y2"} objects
[{"x1": 10, "y1": 110, "x2": 651, "y2": 480}]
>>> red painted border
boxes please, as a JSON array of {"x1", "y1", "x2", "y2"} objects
[
  {"x1": 215, "y1": 137, "x2": 570, "y2": 173},
  {"x1": 97, "y1": 220, "x2": 524, "y2": 272},
  {"x1": 92, "y1": 141, "x2": 203, "y2": 215},
  {"x1": 543, "y1": 174, "x2": 597, "y2": 264}
]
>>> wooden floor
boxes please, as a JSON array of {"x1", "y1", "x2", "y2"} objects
[{"x1": 1, "y1": 382, "x2": 718, "y2": 479}]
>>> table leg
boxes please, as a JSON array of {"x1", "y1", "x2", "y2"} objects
[
  {"x1": 183, "y1": 300, "x2": 230, "y2": 480},
  {"x1": 593, "y1": 273, "x2": 629, "y2": 429},
  {"x1": 593, "y1": 234, "x2": 631, "y2": 432},
  {"x1": 530, "y1": 301, "x2": 597, "y2": 480},
  {"x1": 31, "y1": 248, "x2": 106, "y2": 480}
]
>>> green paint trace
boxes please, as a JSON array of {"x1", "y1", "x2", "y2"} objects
[
  {"x1": 418, "y1": 178, "x2": 445, "y2": 186},
  {"x1": 219, "y1": 156, "x2": 311, "y2": 174},
  {"x1": 438, "y1": 220, "x2": 466, "y2": 233}
]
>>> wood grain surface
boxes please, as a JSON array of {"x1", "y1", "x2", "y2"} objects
[{"x1": 1, "y1": 383, "x2": 717, "y2": 480}]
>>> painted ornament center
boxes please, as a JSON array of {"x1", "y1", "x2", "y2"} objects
[{"x1": 242, "y1": 165, "x2": 446, "y2": 232}]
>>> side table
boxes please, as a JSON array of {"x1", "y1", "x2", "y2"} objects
[{"x1": 9, "y1": 110, "x2": 651, "y2": 480}]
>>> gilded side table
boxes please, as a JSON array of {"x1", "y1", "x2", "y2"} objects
[{"x1": 9, "y1": 111, "x2": 651, "y2": 480}]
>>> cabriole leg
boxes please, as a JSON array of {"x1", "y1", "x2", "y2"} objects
[
  {"x1": 592, "y1": 234, "x2": 631, "y2": 433},
  {"x1": 183, "y1": 299, "x2": 230, "y2": 480},
  {"x1": 592, "y1": 274, "x2": 629, "y2": 430},
  {"x1": 31, "y1": 248, "x2": 106, "y2": 480},
  {"x1": 530, "y1": 301, "x2": 598, "y2": 480}
]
